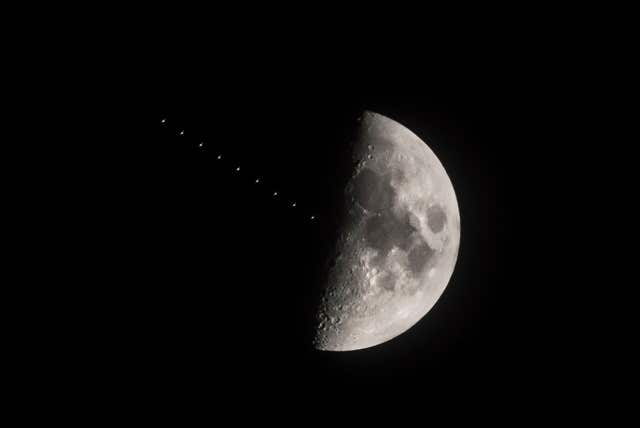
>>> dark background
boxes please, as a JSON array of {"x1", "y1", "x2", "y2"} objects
[
  {"x1": 8, "y1": 6, "x2": 623, "y2": 419},
  {"x1": 116, "y1": 60, "x2": 510, "y2": 394},
  {"x1": 32, "y1": 21, "x2": 548, "y2": 413}
]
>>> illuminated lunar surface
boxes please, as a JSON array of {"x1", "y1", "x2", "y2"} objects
[{"x1": 314, "y1": 111, "x2": 461, "y2": 351}]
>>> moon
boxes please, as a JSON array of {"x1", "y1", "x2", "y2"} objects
[{"x1": 313, "y1": 111, "x2": 461, "y2": 351}]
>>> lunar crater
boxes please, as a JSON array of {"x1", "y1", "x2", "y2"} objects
[{"x1": 427, "y1": 204, "x2": 447, "y2": 233}]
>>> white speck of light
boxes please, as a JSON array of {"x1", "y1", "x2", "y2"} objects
[
  {"x1": 179, "y1": 130, "x2": 184, "y2": 135},
  {"x1": 291, "y1": 202, "x2": 296, "y2": 207},
  {"x1": 236, "y1": 167, "x2": 240, "y2": 172},
  {"x1": 255, "y1": 178, "x2": 260, "y2": 183},
  {"x1": 199, "y1": 142, "x2": 204, "y2": 147},
  {"x1": 217, "y1": 155, "x2": 222, "y2": 160},
  {"x1": 273, "y1": 192, "x2": 278, "y2": 196},
  {"x1": 310, "y1": 216, "x2": 315, "y2": 220},
  {"x1": 161, "y1": 118, "x2": 166, "y2": 123}
]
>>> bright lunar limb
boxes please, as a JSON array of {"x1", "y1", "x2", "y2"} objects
[{"x1": 313, "y1": 111, "x2": 461, "y2": 352}]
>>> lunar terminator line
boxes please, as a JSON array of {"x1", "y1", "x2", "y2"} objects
[{"x1": 314, "y1": 111, "x2": 461, "y2": 351}]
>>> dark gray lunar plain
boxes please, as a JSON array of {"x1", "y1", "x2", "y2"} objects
[{"x1": 314, "y1": 111, "x2": 461, "y2": 351}]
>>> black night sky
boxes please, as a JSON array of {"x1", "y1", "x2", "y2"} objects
[
  {"x1": 10, "y1": 5, "x2": 618, "y2": 419},
  {"x1": 127, "y1": 72, "x2": 508, "y2": 392},
  {"x1": 51, "y1": 24, "x2": 550, "y2": 413}
]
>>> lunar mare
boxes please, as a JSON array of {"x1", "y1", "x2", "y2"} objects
[{"x1": 314, "y1": 111, "x2": 460, "y2": 351}]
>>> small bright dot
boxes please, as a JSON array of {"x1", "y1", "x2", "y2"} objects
[
  {"x1": 255, "y1": 178, "x2": 260, "y2": 183},
  {"x1": 179, "y1": 130, "x2": 184, "y2": 136},
  {"x1": 217, "y1": 155, "x2": 222, "y2": 160},
  {"x1": 236, "y1": 167, "x2": 240, "y2": 172},
  {"x1": 310, "y1": 216, "x2": 315, "y2": 220},
  {"x1": 161, "y1": 118, "x2": 166, "y2": 123},
  {"x1": 273, "y1": 192, "x2": 278, "y2": 196},
  {"x1": 291, "y1": 202, "x2": 296, "y2": 207},
  {"x1": 199, "y1": 142, "x2": 204, "y2": 147}
]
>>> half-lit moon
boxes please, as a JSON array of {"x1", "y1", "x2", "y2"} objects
[{"x1": 314, "y1": 111, "x2": 461, "y2": 351}]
